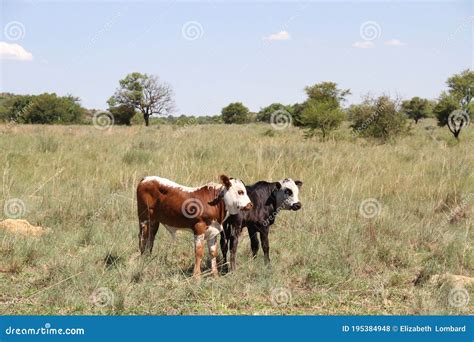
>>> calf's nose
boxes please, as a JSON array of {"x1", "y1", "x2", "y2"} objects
[
  {"x1": 292, "y1": 202, "x2": 302, "y2": 211},
  {"x1": 243, "y1": 202, "x2": 253, "y2": 210}
]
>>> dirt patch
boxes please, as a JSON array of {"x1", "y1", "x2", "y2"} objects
[
  {"x1": 430, "y1": 273, "x2": 474, "y2": 287},
  {"x1": 0, "y1": 219, "x2": 50, "y2": 237}
]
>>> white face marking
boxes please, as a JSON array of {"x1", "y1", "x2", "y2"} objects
[
  {"x1": 222, "y1": 179, "x2": 252, "y2": 215},
  {"x1": 276, "y1": 178, "x2": 301, "y2": 209}
]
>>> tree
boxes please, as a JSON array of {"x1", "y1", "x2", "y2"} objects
[
  {"x1": 109, "y1": 105, "x2": 136, "y2": 126},
  {"x1": 349, "y1": 95, "x2": 410, "y2": 141},
  {"x1": 433, "y1": 92, "x2": 466, "y2": 139},
  {"x1": 108, "y1": 72, "x2": 175, "y2": 126},
  {"x1": 221, "y1": 102, "x2": 250, "y2": 124},
  {"x1": 304, "y1": 82, "x2": 351, "y2": 106},
  {"x1": 256, "y1": 103, "x2": 292, "y2": 123},
  {"x1": 299, "y1": 82, "x2": 350, "y2": 138},
  {"x1": 434, "y1": 70, "x2": 473, "y2": 139},
  {"x1": 301, "y1": 99, "x2": 345, "y2": 139},
  {"x1": 447, "y1": 69, "x2": 473, "y2": 109},
  {"x1": 401, "y1": 97, "x2": 432, "y2": 124}
]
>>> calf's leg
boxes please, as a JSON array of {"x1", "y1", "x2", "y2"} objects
[
  {"x1": 219, "y1": 231, "x2": 229, "y2": 272},
  {"x1": 248, "y1": 225, "x2": 259, "y2": 258},
  {"x1": 193, "y1": 233, "x2": 205, "y2": 280},
  {"x1": 138, "y1": 220, "x2": 149, "y2": 254},
  {"x1": 260, "y1": 227, "x2": 271, "y2": 265},
  {"x1": 207, "y1": 236, "x2": 219, "y2": 277},
  {"x1": 229, "y1": 225, "x2": 242, "y2": 271},
  {"x1": 139, "y1": 219, "x2": 159, "y2": 255}
]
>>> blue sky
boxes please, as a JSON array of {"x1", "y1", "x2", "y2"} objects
[{"x1": 0, "y1": 0, "x2": 472, "y2": 116}]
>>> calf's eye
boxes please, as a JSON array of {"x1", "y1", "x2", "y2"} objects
[{"x1": 238, "y1": 190, "x2": 244, "y2": 195}]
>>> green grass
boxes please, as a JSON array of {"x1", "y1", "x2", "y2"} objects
[{"x1": 0, "y1": 121, "x2": 472, "y2": 315}]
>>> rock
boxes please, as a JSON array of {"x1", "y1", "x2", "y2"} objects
[{"x1": 0, "y1": 219, "x2": 50, "y2": 237}]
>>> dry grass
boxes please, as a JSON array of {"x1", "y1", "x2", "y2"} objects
[{"x1": 0, "y1": 120, "x2": 472, "y2": 315}]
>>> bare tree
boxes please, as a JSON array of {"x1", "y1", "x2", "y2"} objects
[{"x1": 108, "y1": 73, "x2": 175, "y2": 126}]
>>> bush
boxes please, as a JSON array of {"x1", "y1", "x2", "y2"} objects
[
  {"x1": 109, "y1": 105, "x2": 136, "y2": 126},
  {"x1": 349, "y1": 95, "x2": 410, "y2": 141},
  {"x1": 301, "y1": 100, "x2": 345, "y2": 139},
  {"x1": 256, "y1": 103, "x2": 292, "y2": 123},
  {"x1": 1, "y1": 93, "x2": 85, "y2": 124},
  {"x1": 221, "y1": 102, "x2": 250, "y2": 124}
]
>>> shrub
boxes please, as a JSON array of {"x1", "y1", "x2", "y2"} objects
[
  {"x1": 109, "y1": 105, "x2": 136, "y2": 126},
  {"x1": 221, "y1": 102, "x2": 250, "y2": 124},
  {"x1": 301, "y1": 100, "x2": 345, "y2": 139},
  {"x1": 256, "y1": 103, "x2": 292, "y2": 123},
  {"x1": 3, "y1": 93, "x2": 85, "y2": 124},
  {"x1": 349, "y1": 95, "x2": 410, "y2": 141}
]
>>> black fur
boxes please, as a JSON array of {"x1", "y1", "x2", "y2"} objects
[{"x1": 221, "y1": 181, "x2": 291, "y2": 271}]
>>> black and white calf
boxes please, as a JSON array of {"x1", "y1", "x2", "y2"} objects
[{"x1": 221, "y1": 178, "x2": 302, "y2": 271}]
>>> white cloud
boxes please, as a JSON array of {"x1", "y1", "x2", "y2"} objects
[
  {"x1": 0, "y1": 42, "x2": 33, "y2": 61},
  {"x1": 263, "y1": 30, "x2": 291, "y2": 41},
  {"x1": 384, "y1": 39, "x2": 404, "y2": 46},
  {"x1": 352, "y1": 41, "x2": 375, "y2": 49}
]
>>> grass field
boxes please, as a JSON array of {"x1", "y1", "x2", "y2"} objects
[{"x1": 0, "y1": 121, "x2": 472, "y2": 315}]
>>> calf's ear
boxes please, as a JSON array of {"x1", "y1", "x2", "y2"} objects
[
  {"x1": 220, "y1": 174, "x2": 232, "y2": 189},
  {"x1": 209, "y1": 190, "x2": 224, "y2": 206},
  {"x1": 295, "y1": 180, "x2": 303, "y2": 187}
]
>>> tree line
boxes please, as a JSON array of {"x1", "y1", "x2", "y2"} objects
[{"x1": 1, "y1": 69, "x2": 472, "y2": 140}]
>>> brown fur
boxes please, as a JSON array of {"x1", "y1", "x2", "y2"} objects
[{"x1": 136, "y1": 178, "x2": 227, "y2": 279}]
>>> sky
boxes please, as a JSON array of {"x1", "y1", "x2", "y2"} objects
[{"x1": 0, "y1": 0, "x2": 472, "y2": 116}]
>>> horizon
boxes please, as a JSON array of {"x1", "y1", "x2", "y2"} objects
[{"x1": 1, "y1": 0, "x2": 472, "y2": 116}]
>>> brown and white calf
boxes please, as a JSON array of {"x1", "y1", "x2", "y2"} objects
[{"x1": 136, "y1": 175, "x2": 252, "y2": 279}]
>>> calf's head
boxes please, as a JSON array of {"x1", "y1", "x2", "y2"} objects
[
  {"x1": 274, "y1": 178, "x2": 303, "y2": 211},
  {"x1": 209, "y1": 175, "x2": 253, "y2": 215}
]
